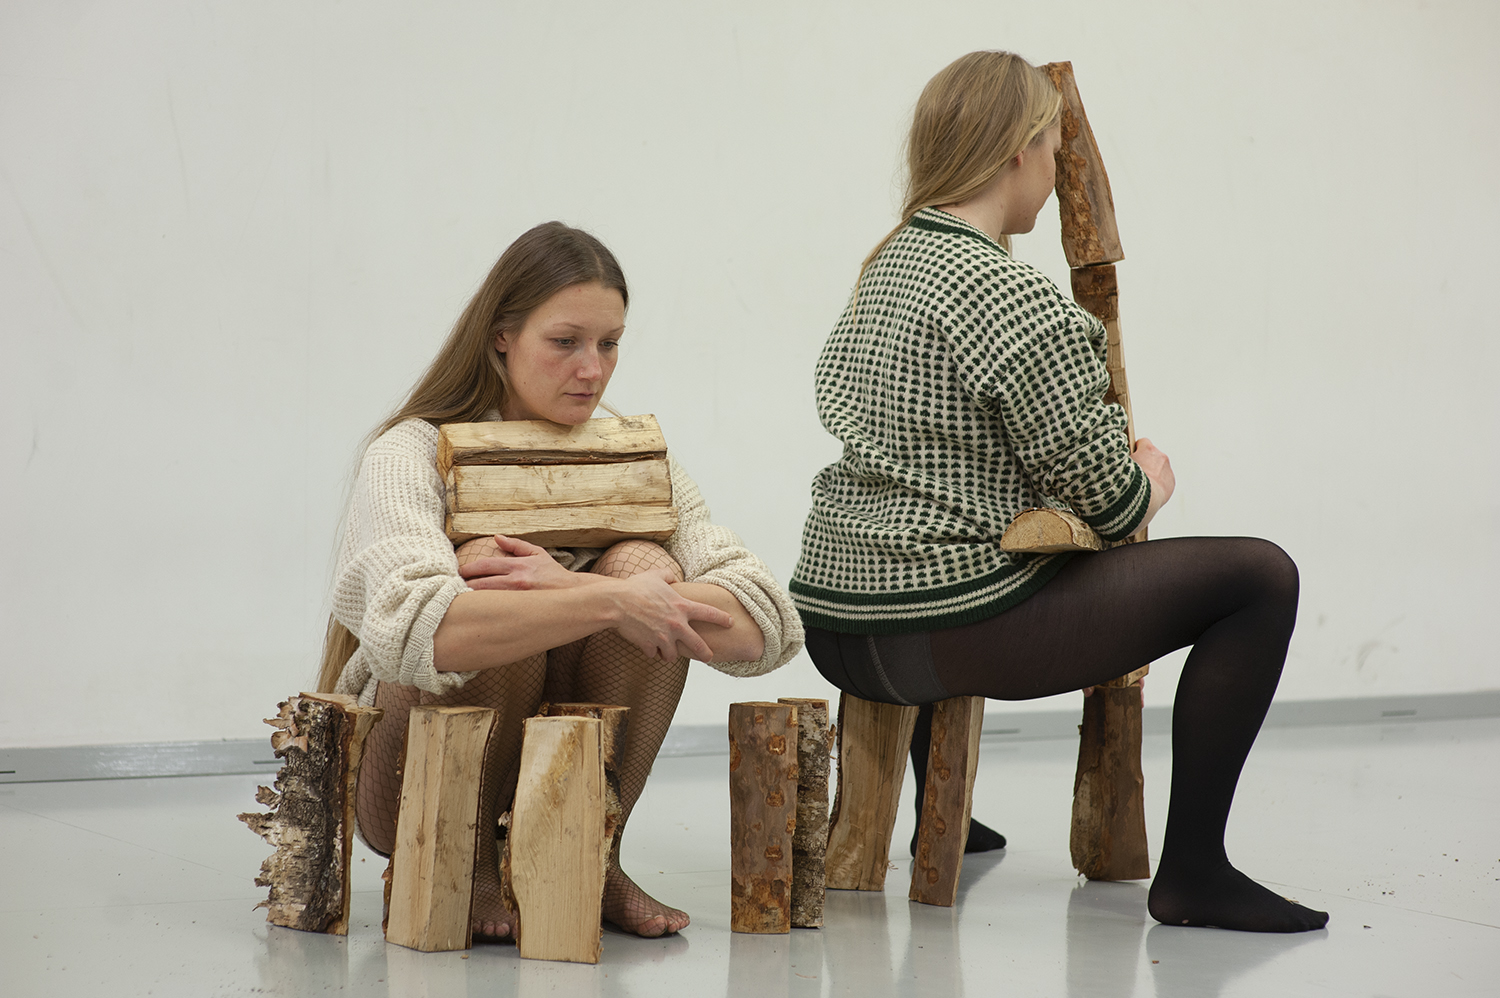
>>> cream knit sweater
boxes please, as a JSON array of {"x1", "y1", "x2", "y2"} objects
[{"x1": 331, "y1": 418, "x2": 803, "y2": 703}]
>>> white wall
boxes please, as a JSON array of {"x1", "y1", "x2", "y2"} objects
[{"x1": 2, "y1": 1, "x2": 1495, "y2": 748}]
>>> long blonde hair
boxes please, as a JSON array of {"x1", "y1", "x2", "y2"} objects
[
  {"x1": 314, "y1": 221, "x2": 628, "y2": 693},
  {"x1": 864, "y1": 50, "x2": 1062, "y2": 270}
]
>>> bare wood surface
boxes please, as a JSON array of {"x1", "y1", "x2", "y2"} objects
[
  {"x1": 909, "y1": 696, "x2": 986, "y2": 906},
  {"x1": 445, "y1": 504, "x2": 679, "y2": 546},
  {"x1": 1071, "y1": 685, "x2": 1151, "y2": 881},
  {"x1": 239, "y1": 692, "x2": 383, "y2": 935},
  {"x1": 542, "y1": 703, "x2": 629, "y2": 861},
  {"x1": 779, "y1": 697, "x2": 832, "y2": 928},
  {"x1": 728, "y1": 701, "x2": 800, "y2": 933},
  {"x1": 1070, "y1": 264, "x2": 1136, "y2": 441},
  {"x1": 1101, "y1": 664, "x2": 1150, "y2": 689},
  {"x1": 385, "y1": 705, "x2": 497, "y2": 952},
  {"x1": 999, "y1": 507, "x2": 1105, "y2": 554},
  {"x1": 824, "y1": 693, "x2": 919, "y2": 892},
  {"x1": 1042, "y1": 61, "x2": 1123, "y2": 268},
  {"x1": 447, "y1": 458, "x2": 672, "y2": 514},
  {"x1": 437, "y1": 415, "x2": 667, "y2": 477},
  {"x1": 511, "y1": 715, "x2": 607, "y2": 964}
]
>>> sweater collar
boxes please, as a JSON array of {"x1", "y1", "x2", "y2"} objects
[{"x1": 908, "y1": 207, "x2": 1009, "y2": 255}]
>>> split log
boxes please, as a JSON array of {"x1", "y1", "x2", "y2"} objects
[
  {"x1": 778, "y1": 697, "x2": 833, "y2": 928},
  {"x1": 1070, "y1": 264, "x2": 1136, "y2": 442},
  {"x1": 446, "y1": 459, "x2": 672, "y2": 514},
  {"x1": 510, "y1": 715, "x2": 608, "y2": 964},
  {"x1": 999, "y1": 507, "x2": 1104, "y2": 554},
  {"x1": 1042, "y1": 61, "x2": 1123, "y2": 268},
  {"x1": 446, "y1": 505, "x2": 679, "y2": 547},
  {"x1": 541, "y1": 703, "x2": 629, "y2": 861},
  {"x1": 728, "y1": 701, "x2": 800, "y2": 933},
  {"x1": 239, "y1": 692, "x2": 383, "y2": 935},
  {"x1": 436, "y1": 414, "x2": 667, "y2": 476},
  {"x1": 1071, "y1": 683, "x2": 1151, "y2": 881},
  {"x1": 824, "y1": 694, "x2": 919, "y2": 892},
  {"x1": 910, "y1": 696, "x2": 986, "y2": 906},
  {"x1": 385, "y1": 705, "x2": 498, "y2": 952}
]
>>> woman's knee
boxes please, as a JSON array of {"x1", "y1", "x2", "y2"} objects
[
  {"x1": 455, "y1": 535, "x2": 501, "y2": 569},
  {"x1": 591, "y1": 540, "x2": 683, "y2": 582},
  {"x1": 1239, "y1": 538, "x2": 1299, "y2": 604}
]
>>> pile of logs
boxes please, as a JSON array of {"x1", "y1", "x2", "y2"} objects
[{"x1": 438, "y1": 415, "x2": 677, "y2": 547}]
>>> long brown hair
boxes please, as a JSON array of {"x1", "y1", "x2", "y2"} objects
[
  {"x1": 863, "y1": 50, "x2": 1062, "y2": 270},
  {"x1": 314, "y1": 221, "x2": 628, "y2": 693}
]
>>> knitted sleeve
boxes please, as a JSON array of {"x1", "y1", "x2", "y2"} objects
[
  {"x1": 331, "y1": 419, "x2": 476, "y2": 696},
  {"x1": 949, "y1": 262, "x2": 1150, "y2": 542},
  {"x1": 663, "y1": 455, "x2": 805, "y2": 677}
]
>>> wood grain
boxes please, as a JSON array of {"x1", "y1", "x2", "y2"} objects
[
  {"x1": 1042, "y1": 61, "x2": 1124, "y2": 268},
  {"x1": 1071, "y1": 685, "x2": 1151, "y2": 881},
  {"x1": 385, "y1": 705, "x2": 497, "y2": 952},
  {"x1": 728, "y1": 701, "x2": 799, "y2": 933},
  {"x1": 445, "y1": 504, "x2": 679, "y2": 546},
  {"x1": 779, "y1": 697, "x2": 833, "y2": 928},
  {"x1": 909, "y1": 696, "x2": 985, "y2": 906},
  {"x1": 824, "y1": 693, "x2": 919, "y2": 892},
  {"x1": 999, "y1": 507, "x2": 1105, "y2": 554},
  {"x1": 437, "y1": 415, "x2": 667, "y2": 478},
  {"x1": 447, "y1": 458, "x2": 672, "y2": 513},
  {"x1": 510, "y1": 715, "x2": 607, "y2": 964}
]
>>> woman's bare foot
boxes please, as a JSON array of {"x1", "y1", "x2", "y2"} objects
[
  {"x1": 470, "y1": 846, "x2": 517, "y2": 941},
  {"x1": 602, "y1": 861, "x2": 689, "y2": 937}
]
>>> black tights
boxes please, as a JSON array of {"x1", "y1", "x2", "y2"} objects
[{"x1": 813, "y1": 537, "x2": 1328, "y2": 933}]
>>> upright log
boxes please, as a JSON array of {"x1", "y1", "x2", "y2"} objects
[
  {"x1": 779, "y1": 697, "x2": 833, "y2": 928},
  {"x1": 542, "y1": 703, "x2": 630, "y2": 859},
  {"x1": 728, "y1": 701, "x2": 800, "y2": 933},
  {"x1": 909, "y1": 696, "x2": 986, "y2": 906},
  {"x1": 385, "y1": 705, "x2": 497, "y2": 953},
  {"x1": 824, "y1": 694, "x2": 919, "y2": 892},
  {"x1": 1071, "y1": 681, "x2": 1151, "y2": 880},
  {"x1": 239, "y1": 692, "x2": 383, "y2": 935},
  {"x1": 1042, "y1": 61, "x2": 1124, "y2": 269},
  {"x1": 510, "y1": 715, "x2": 608, "y2": 964}
]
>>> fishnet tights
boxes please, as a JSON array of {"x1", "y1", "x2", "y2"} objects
[{"x1": 352, "y1": 538, "x2": 691, "y2": 939}]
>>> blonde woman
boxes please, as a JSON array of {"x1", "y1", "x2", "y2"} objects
[
  {"x1": 791, "y1": 52, "x2": 1327, "y2": 933},
  {"x1": 320, "y1": 222, "x2": 803, "y2": 939}
]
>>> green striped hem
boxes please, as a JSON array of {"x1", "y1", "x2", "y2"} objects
[
  {"x1": 907, "y1": 210, "x2": 1006, "y2": 254},
  {"x1": 790, "y1": 553, "x2": 1073, "y2": 635},
  {"x1": 1077, "y1": 463, "x2": 1150, "y2": 541}
]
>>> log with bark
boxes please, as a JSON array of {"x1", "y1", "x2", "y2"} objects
[
  {"x1": 728, "y1": 701, "x2": 800, "y2": 933},
  {"x1": 384, "y1": 705, "x2": 498, "y2": 952},
  {"x1": 239, "y1": 692, "x2": 382, "y2": 935},
  {"x1": 778, "y1": 697, "x2": 833, "y2": 928},
  {"x1": 1071, "y1": 676, "x2": 1151, "y2": 880},
  {"x1": 1041, "y1": 61, "x2": 1124, "y2": 269},
  {"x1": 909, "y1": 696, "x2": 985, "y2": 907},
  {"x1": 824, "y1": 693, "x2": 919, "y2": 892}
]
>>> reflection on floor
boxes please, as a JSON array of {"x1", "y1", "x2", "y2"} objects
[{"x1": 2, "y1": 717, "x2": 1496, "y2": 997}]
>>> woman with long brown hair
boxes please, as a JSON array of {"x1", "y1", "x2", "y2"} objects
[
  {"x1": 321, "y1": 221, "x2": 803, "y2": 939},
  {"x1": 791, "y1": 52, "x2": 1328, "y2": 932}
]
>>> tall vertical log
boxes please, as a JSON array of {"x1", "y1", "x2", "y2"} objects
[
  {"x1": 1071, "y1": 677, "x2": 1150, "y2": 881},
  {"x1": 824, "y1": 693, "x2": 919, "y2": 891},
  {"x1": 385, "y1": 705, "x2": 498, "y2": 952},
  {"x1": 1042, "y1": 61, "x2": 1124, "y2": 268},
  {"x1": 778, "y1": 697, "x2": 832, "y2": 928},
  {"x1": 729, "y1": 701, "x2": 800, "y2": 933},
  {"x1": 541, "y1": 703, "x2": 629, "y2": 859},
  {"x1": 239, "y1": 692, "x2": 383, "y2": 935},
  {"x1": 510, "y1": 714, "x2": 608, "y2": 964},
  {"x1": 909, "y1": 696, "x2": 986, "y2": 906},
  {"x1": 1070, "y1": 264, "x2": 1135, "y2": 443}
]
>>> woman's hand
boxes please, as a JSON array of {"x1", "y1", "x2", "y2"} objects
[
  {"x1": 459, "y1": 535, "x2": 590, "y2": 591},
  {"x1": 1132, "y1": 437, "x2": 1175, "y2": 527},
  {"x1": 606, "y1": 568, "x2": 734, "y2": 663}
]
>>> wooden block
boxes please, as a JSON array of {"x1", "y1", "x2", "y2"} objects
[
  {"x1": 541, "y1": 703, "x2": 629, "y2": 859},
  {"x1": 909, "y1": 696, "x2": 985, "y2": 907},
  {"x1": 1069, "y1": 264, "x2": 1119, "y2": 324},
  {"x1": 1071, "y1": 685, "x2": 1151, "y2": 881},
  {"x1": 445, "y1": 504, "x2": 679, "y2": 546},
  {"x1": 436, "y1": 415, "x2": 667, "y2": 477},
  {"x1": 824, "y1": 693, "x2": 919, "y2": 892},
  {"x1": 999, "y1": 507, "x2": 1104, "y2": 554},
  {"x1": 511, "y1": 715, "x2": 608, "y2": 964},
  {"x1": 1101, "y1": 664, "x2": 1149, "y2": 689},
  {"x1": 386, "y1": 705, "x2": 498, "y2": 952},
  {"x1": 240, "y1": 693, "x2": 383, "y2": 935},
  {"x1": 728, "y1": 701, "x2": 800, "y2": 933},
  {"x1": 446, "y1": 458, "x2": 672, "y2": 514},
  {"x1": 779, "y1": 697, "x2": 833, "y2": 928},
  {"x1": 1042, "y1": 62, "x2": 1124, "y2": 268}
]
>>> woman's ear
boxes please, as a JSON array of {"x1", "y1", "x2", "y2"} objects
[{"x1": 493, "y1": 330, "x2": 509, "y2": 355}]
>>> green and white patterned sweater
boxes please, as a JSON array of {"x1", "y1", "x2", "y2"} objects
[{"x1": 790, "y1": 208, "x2": 1151, "y2": 634}]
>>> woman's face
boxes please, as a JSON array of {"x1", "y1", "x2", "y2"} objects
[{"x1": 494, "y1": 281, "x2": 625, "y2": 425}]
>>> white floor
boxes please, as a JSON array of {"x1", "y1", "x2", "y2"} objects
[{"x1": 2, "y1": 716, "x2": 1496, "y2": 997}]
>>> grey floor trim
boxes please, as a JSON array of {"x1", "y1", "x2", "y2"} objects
[{"x1": 3, "y1": 690, "x2": 1496, "y2": 784}]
